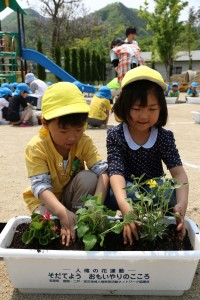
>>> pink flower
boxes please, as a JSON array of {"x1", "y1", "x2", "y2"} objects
[
  {"x1": 43, "y1": 211, "x2": 51, "y2": 221},
  {"x1": 53, "y1": 226, "x2": 59, "y2": 232}
]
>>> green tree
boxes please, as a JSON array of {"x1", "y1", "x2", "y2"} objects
[
  {"x1": 35, "y1": 0, "x2": 82, "y2": 57},
  {"x1": 85, "y1": 49, "x2": 91, "y2": 83},
  {"x1": 79, "y1": 47, "x2": 85, "y2": 83},
  {"x1": 64, "y1": 47, "x2": 71, "y2": 74},
  {"x1": 37, "y1": 38, "x2": 46, "y2": 81},
  {"x1": 54, "y1": 44, "x2": 61, "y2": 80},
  {"x1": 181, "y1": 7, "x2": 200, "y2": 69},
  {"x1": 55, "y1": 44, "x2": 62, "y2": 67},
  {"x1": 71, "y1": 48, "x2": 79, "y2": 79},
  {"x1": 96, "y1": 53, "x2": 101, "y2": 84},
  {"x1": 91, "y1": 50, "x2": 98, "y2": 84},
  {"x1": 139, "y1": 0, "x2": 188, "y2": 81},
  {"x1": 100, "y1": 56, "x2": 106, "y2": 83}
]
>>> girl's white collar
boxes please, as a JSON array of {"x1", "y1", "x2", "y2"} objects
[{"x1": 123, "y1": 123, "x2": 158, "y2": 150}]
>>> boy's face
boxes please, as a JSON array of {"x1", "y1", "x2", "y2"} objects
[
  {"x1": 191, "y1": 86, "x2": 197, "y2": 91},
  {"x1": 42, "y1": 118, "x2": 84, "y2": 153},
  {"x1": 172, "y1": 86, "x2": 178, "y2": 91}
]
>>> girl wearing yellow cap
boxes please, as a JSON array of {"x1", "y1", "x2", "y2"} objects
[{"x1": 105, "y1": 66, "x2": 189, "y2": 245}]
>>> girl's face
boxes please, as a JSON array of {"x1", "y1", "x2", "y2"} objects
[
  {"x1": 42, "y1": 118, "x2": 84, "y2": 153},
  {"x1": 129, "y1": 90, "x2": 160, "y2": 132}
]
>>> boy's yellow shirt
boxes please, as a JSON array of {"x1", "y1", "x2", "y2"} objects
[
  {"x1": 23, "y1": 127, "x2": 102, "y2": 212},
  {"x1": 89, "y1": 96, "x2": 111, "y2": 120}
]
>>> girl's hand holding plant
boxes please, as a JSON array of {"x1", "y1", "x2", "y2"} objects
[
  {"x1": 124, "y1": 175, "x2": 188, "y2": 245},
  {"x1": 120, "y1": 202, "x2": 139, "y2": 245},
  {"x1": 173, "y1": 204, "x2": 186, "y2": 240}
]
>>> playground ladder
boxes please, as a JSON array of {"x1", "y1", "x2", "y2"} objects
[{"x1": 0, "y1": 32, "x2": 18, "y2": 83}]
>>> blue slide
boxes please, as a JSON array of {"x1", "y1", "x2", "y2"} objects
[{"x1": 22, "y1": 48, "x2": 95, "y2": 93}]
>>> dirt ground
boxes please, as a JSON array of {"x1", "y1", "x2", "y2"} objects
[{"x1": 0, "y1": 94, "x2": 200, "y2": 299}]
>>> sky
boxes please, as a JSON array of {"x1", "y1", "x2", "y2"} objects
[{"x1": 0, "y1": 0, "x2": 199, "y2": 21}]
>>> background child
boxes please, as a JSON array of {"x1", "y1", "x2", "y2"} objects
[
  {"x1": 25, "y1": 73, "x2": 48, "y2": 109},
  {"x1": 164, "y1": 83, "x2": 170, "y2": 96},
  {"x1": 187, "y1": 82, "x2": 199, "y2": 97},
  {"x1": 88, "y1": 86, "x2": 112, "y2": 129},
  {"x1": 168, "y1": 82, "x2": 180, "y2": 100},
  {"x1": 105, "y1": 66, "x2": 188, "y2": 245},
  {"x1": 0, "y1": 87, "x2": 12, "y2": 125},
  {"x1": 23, "y1": 82, "x2": 109, "y2": 246},
  {"x1": 110, "y1": 37, "x2": 144, "y2": 86},
  {"x1": 7, "y1": 83, "x2": 33, "y2": 127}
]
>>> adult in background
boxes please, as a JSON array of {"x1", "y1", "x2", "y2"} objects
[
  {"x1": 124, "y1": 26, "x2": 138, "y2": 46},
  {"x1": 110, "y1": 37, "x2": 145, "y2": 86},
  {"x1": 25, "y1": 73, "x2": 48, "y2": 110}
]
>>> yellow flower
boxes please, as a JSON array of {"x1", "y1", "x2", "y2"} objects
[{"x1": 147, "y1": 179, "x2": 157, "y2": 189}]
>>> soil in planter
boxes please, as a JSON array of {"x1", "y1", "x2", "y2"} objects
[{"x1": 8, "y1": 220, "x2": 193, "y2": 251}]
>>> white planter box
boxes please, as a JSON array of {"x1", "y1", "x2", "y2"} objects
[
  {"x1": 0, "y1": 216, "x2": 200, "y2": 296},
  {"x1": 191, "y1": 111, "x2": 200, "y2": 124},
  {"x1": 186, "y1": 97, "x2": 200, "y2": 104},
  {"x1": 165, "y1": 97, "x2": 177, "y2": 104}
]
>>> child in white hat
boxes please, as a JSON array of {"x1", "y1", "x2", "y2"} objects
[
  {"x1": 168, "y1": 82, "x2": 180, "y2": 100},
  {"x1": 187, "y1": 82, "x2": 199, "y2": 97}
]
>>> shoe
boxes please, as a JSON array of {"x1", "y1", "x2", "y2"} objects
[
  {"x1": 99, "y1": 124, "x2": 106, "y2": 129},
  {"x1": 20, "y1": 121, "x2": 33, "y2": 127},
  {"x1": 0, "y1": 120, "x2": 10, "y2": 125}
]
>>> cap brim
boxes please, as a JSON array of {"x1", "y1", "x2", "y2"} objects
[
  {"x1": 121, "y1": 66, "x2": 167, "y2": 91},
  {"x1": 122, "y1": 75, "x2": 166, "y2": 90},
  {"x1": 43, "y1": 103, "x2": 90, "y2": 120}
]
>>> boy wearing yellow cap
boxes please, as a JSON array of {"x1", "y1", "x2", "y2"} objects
[{"x1": 23, "y1": 82, "x2": 109, "y2": 246}]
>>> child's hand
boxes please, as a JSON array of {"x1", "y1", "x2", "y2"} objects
[
  {"x1": 173, "y1": 204, "x2": 186, "y2": 240},
  {"x1": 123, "y1": 222, "x2": 139, "y2": 245},
  {"x1": 120, "y1": 202, "x2": 139, "y2": 245},
  {"x1": 59, "y1": 210, "x2": 77, "y2": 246}
]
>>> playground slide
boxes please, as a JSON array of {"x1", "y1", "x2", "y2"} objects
[{"x1": 22, "y1": 48, "x2": 95, "y2": 93}]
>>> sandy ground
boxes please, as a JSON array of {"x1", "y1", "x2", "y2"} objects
[{"x1": 0, "y1": 93, "x2": 200, "y2": 299}]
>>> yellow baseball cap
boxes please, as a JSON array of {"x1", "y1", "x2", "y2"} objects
[
  {"x1": 42, "y1": 82, "x2": 90, "y2": 120},
  {"x1": 121, "y1": 66, "x2": 167, "y2": 91}
]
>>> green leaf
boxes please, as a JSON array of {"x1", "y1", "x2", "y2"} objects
[
  {"x1": 110, "y1": 223, "x2": 123, "y2": 234},
  {"x1": 83, "y1": 234, "x2": 97, "y2": 250},
  {"x1": 124, "y1": 213, "x2": 137, "y2": 223},
  {"x1": 107, "y1": 210, "x2": 116, "y2": 217},
  {"x1": 77, "y1": 224, "x2": 90, "y2": 238},
  {"x1": 96, "y1": 192, "x2": 102, "y2": 205},
  {"x1": 84, "y1": 199, "x2": 97, "y2": 207},
  {"x1": 76, "y1": 207, "x2": 87, "y2": 215},
  {"x1": 31, "y1": 213, "x2": 41, "y2": 219},
  {"x1": 31, "y1": 220, "x2": 43, "y2": 230},
  {"x1": 22, "y1": 231, "x2": 33, "y2": 244},
  {"x1": 39, "y1": 237, "x2": 49, "y2": 245},
  {"x1": 134, "y1": 191, "x2": 141, "y2": 199}
]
